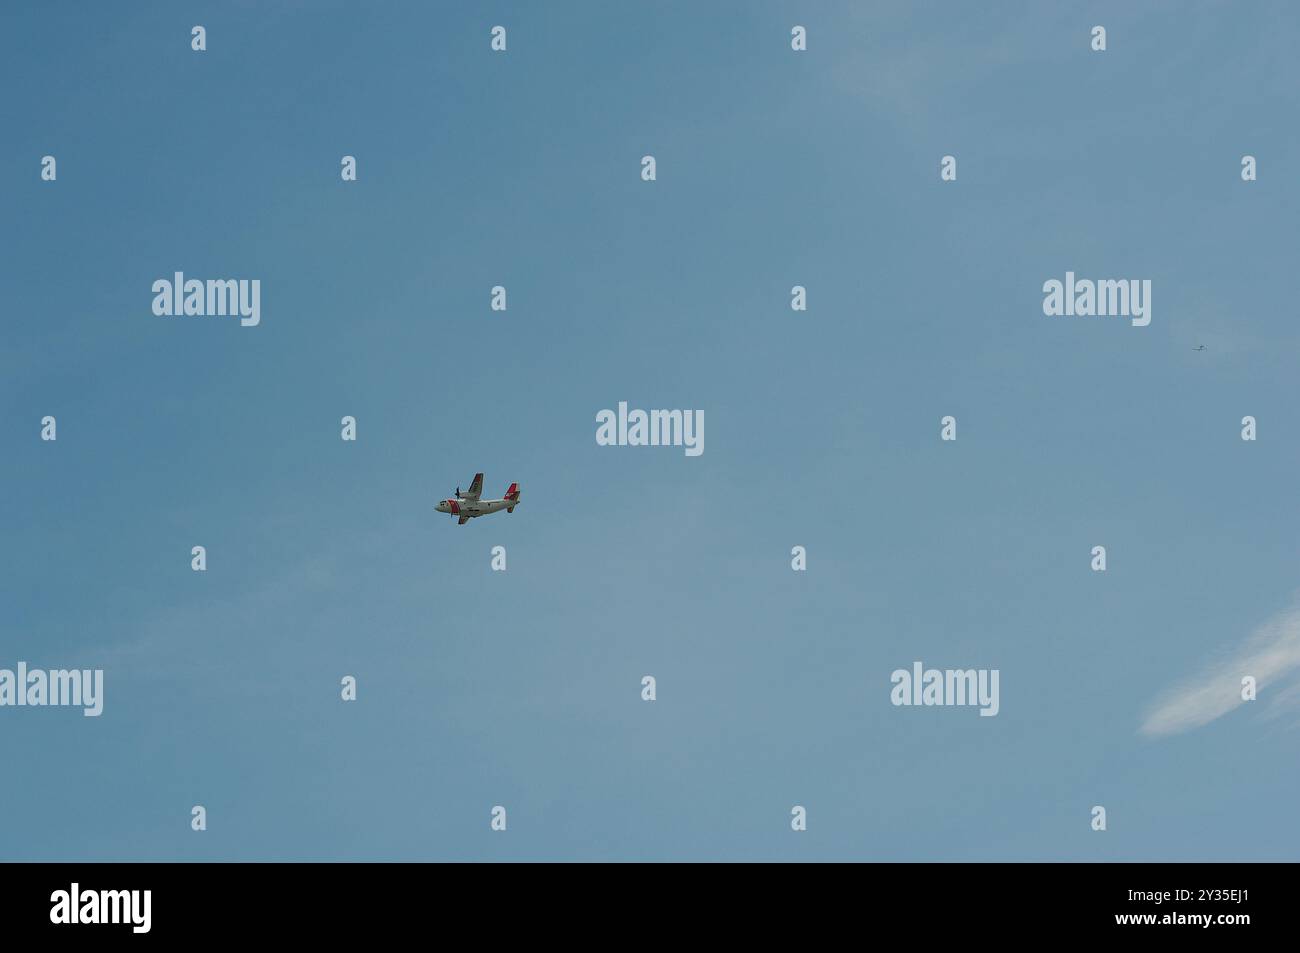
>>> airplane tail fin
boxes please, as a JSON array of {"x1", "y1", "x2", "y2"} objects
[{"x1": 505, "y1": 483, "x2": 519, "y2": 512}]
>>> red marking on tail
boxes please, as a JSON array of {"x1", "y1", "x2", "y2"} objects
[{"x1": 504, "y1": 483, "x2": 519, "y2": 500}]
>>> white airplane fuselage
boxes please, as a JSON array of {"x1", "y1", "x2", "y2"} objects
[{"x1": 435, "y1": 496, "x2": 515, "y2": 519}]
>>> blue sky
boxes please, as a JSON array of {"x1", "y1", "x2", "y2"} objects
[{"x1": 3, "y1": 1, "x2": 1299, "y2": 860}]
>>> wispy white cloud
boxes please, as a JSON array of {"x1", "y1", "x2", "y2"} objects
[{"x1": 1141, "y1": 598, "x2": 1300, "y2": 738}]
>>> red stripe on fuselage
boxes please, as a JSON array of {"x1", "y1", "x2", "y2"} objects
[{"x1": 449, "y1": 500, "x2": 460, "y2": 515}]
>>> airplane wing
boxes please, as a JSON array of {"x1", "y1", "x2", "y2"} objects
[
  {"x1": 461, "y1": 473, "x2": 484, "y2": 501},
  {"x1": 458, "y1": 515, "x2": 470, "y2": 525}
]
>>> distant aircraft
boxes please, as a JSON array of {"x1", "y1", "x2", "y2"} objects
[
  {"x1": 1193, "y1": 345, "x2": 1207, "y2": 351},
  {"x1": 436, "y1": 473, "x2": 520, "y2": 525}
]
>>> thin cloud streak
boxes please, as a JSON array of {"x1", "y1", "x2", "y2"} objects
[{"x1": 1141, "y1": 598, "x2": 1300, "y2": 738}]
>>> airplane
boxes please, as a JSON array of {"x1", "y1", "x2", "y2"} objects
[
  {"x1": 1192, "y1": 344, "x2": 1207, "y2": 351},
  {"x1": 435, "y1": 473, "x2": 521, "y2": 525}
]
